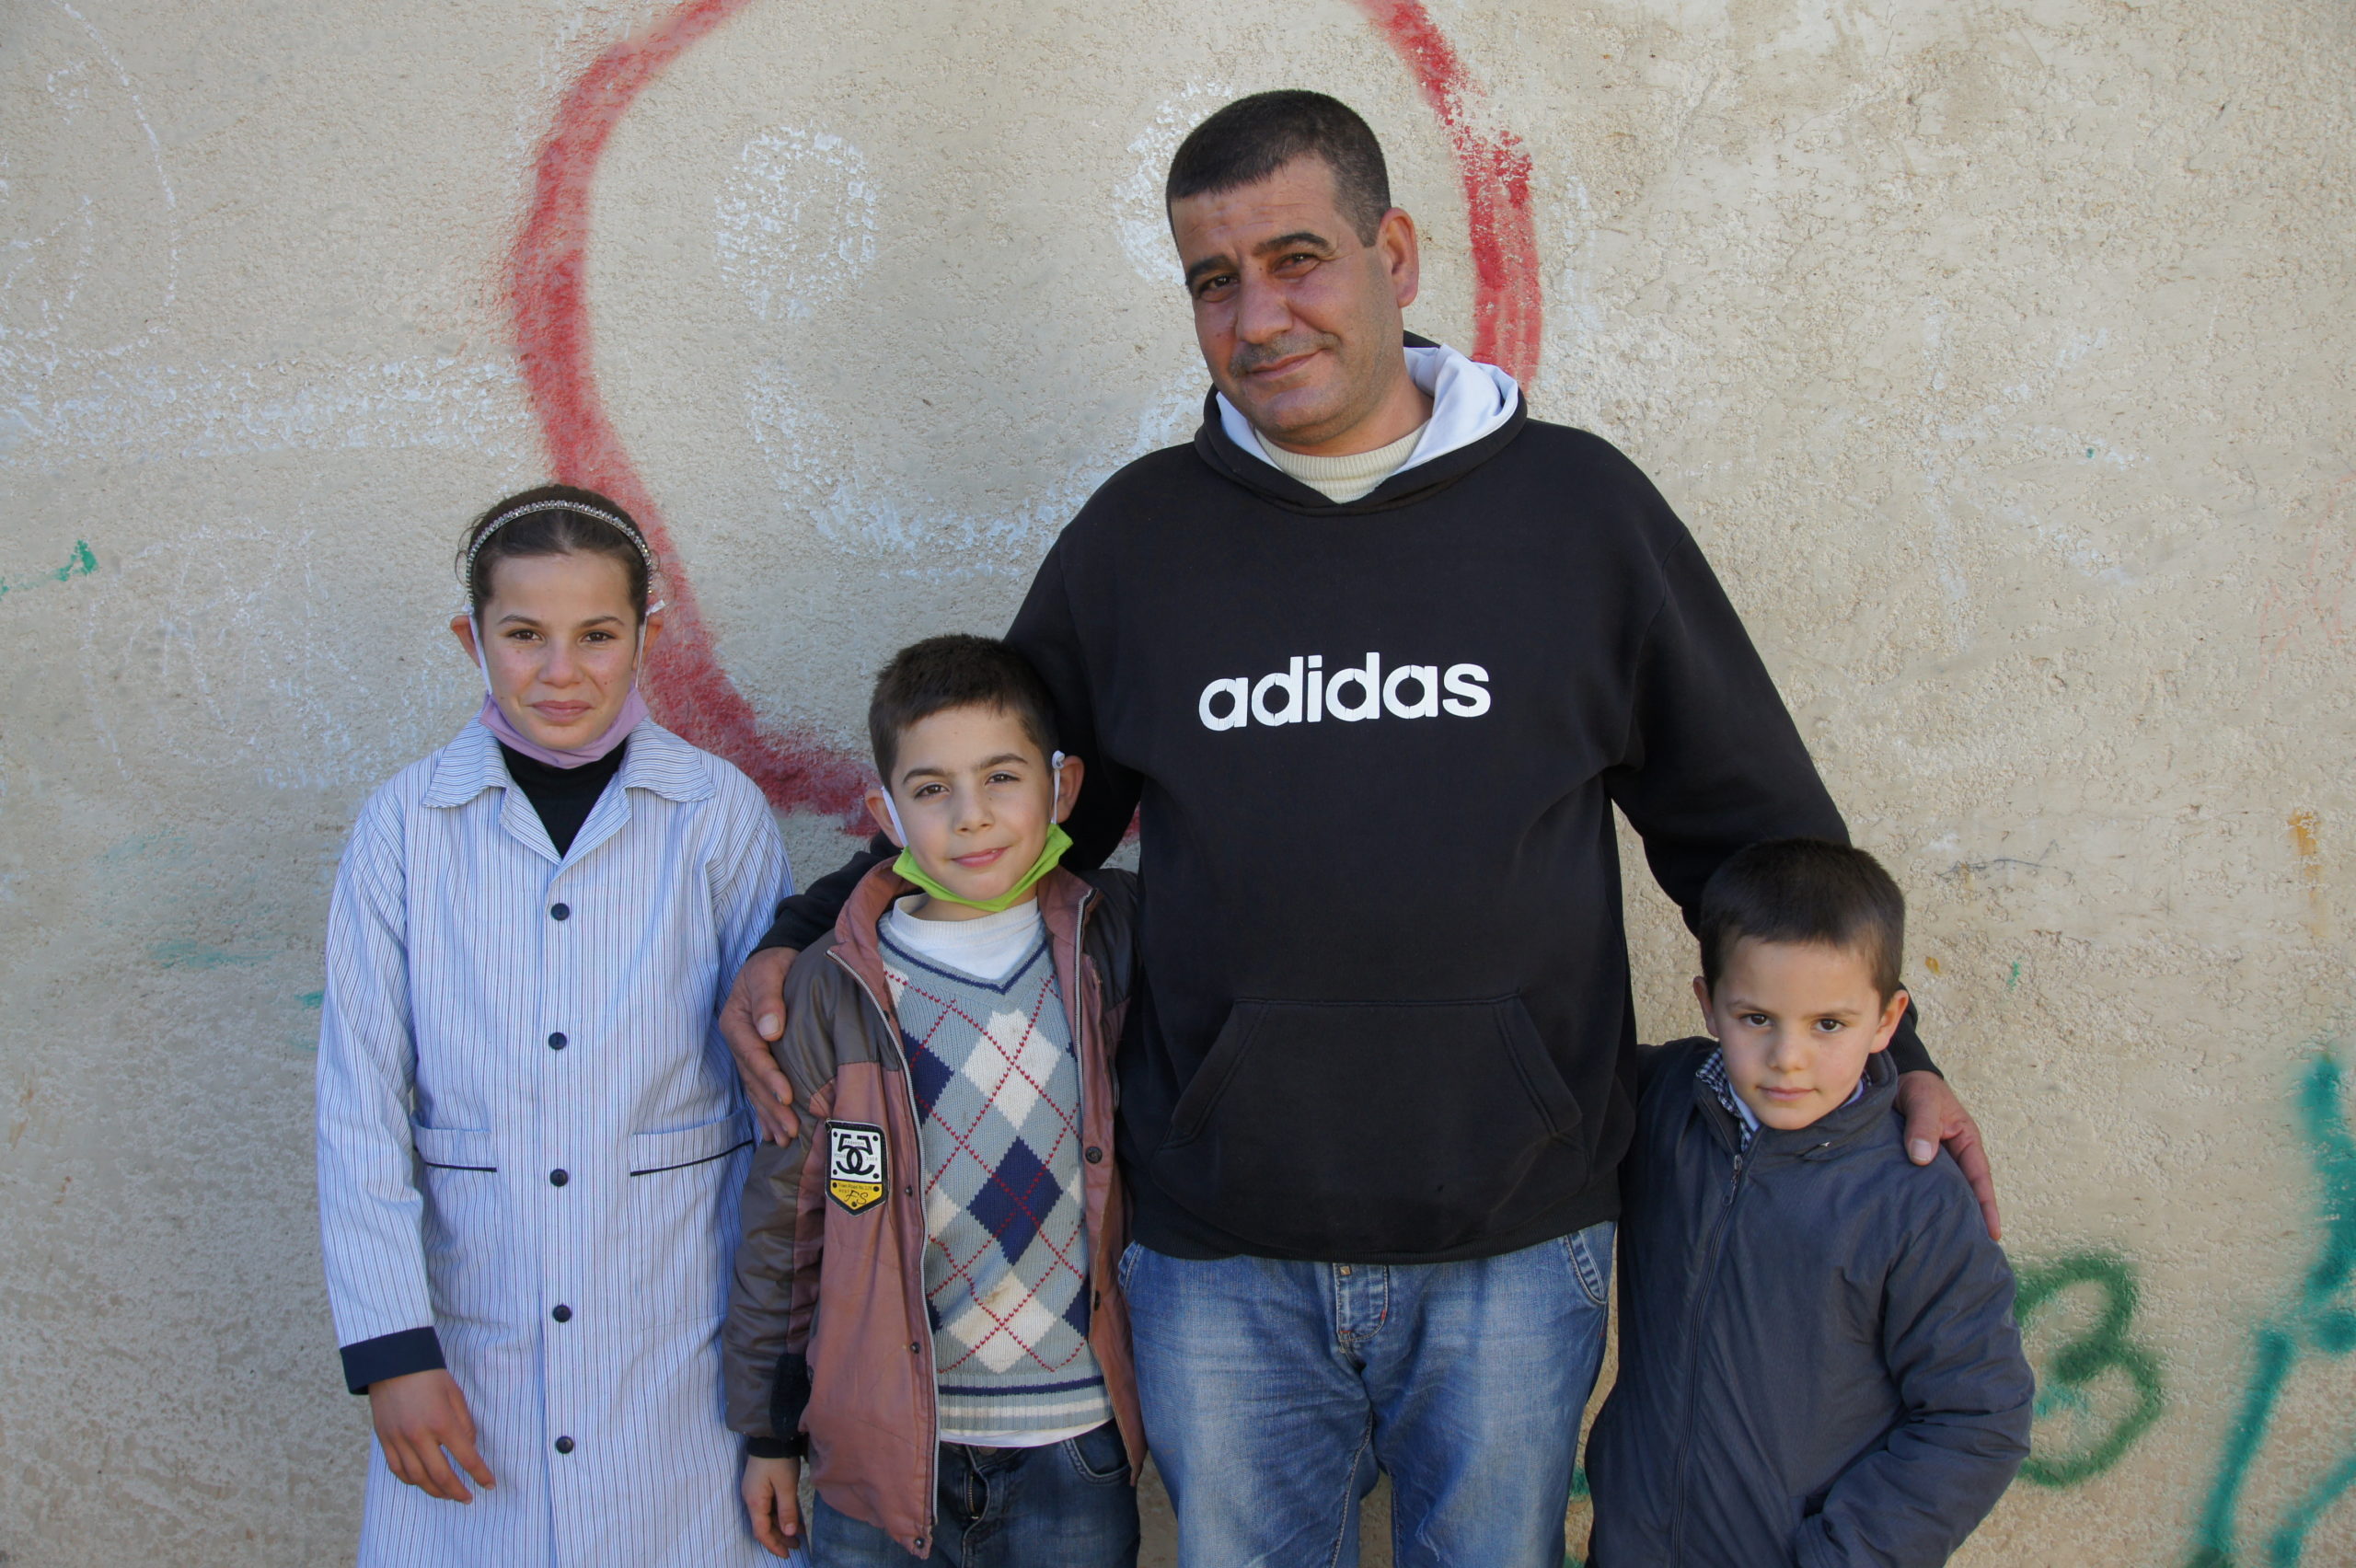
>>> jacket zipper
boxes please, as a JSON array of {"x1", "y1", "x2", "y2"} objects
[
  {"x1": 829, "y1": 947, "x2": 942, "y2": 1554},
  {"x1": 1065, "y1": 890, "x2": 1105, "y2": 1309},
  {"x1": 1666, "y1": 1133, "x2": 1748, "y2": 1566},
  {"x1": 827, "y1": 883, "x2": 1098, "y2": 1555}
]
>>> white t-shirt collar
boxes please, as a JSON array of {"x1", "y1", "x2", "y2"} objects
[{"x1": 1217, "y1": 341, "x2": 1520, "y2": 495}]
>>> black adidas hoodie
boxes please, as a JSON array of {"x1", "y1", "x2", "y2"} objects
[{"x1": 762, "y1": 372, "x2": 1934, "y2": 1264}]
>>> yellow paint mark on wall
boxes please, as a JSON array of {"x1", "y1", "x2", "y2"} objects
[
  {"x1": 1924, "y1": 955, "x2": 1942, "y2": 976},
  {"x1": 2290, "y1": 810, "x2": 2327, "y2": 940},
  {"x1": 2291, "y1": 809, "x2": 2321, "y2": 863}
]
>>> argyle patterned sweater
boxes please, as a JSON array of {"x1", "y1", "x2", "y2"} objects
[{"x1": 879, "y1": 928, "x2": 1111, "y2": 1442}]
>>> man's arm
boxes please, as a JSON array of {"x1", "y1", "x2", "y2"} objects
[
  {"x1": 1602, "y1": 522, "x2": 1999, "y2": 1234},
  {"x1": 1006, "y1": 536, "x2": 1145, "y2": 872},
  {"x1": 1792, "y1": 1184, "x2": 2035, "y2": 1566},
  {"x1": 756, "y1": 836, "x2": 892, "y2": 956}
]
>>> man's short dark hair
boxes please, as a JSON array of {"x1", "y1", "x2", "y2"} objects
[
  {"x1": 1165, "y1": 90, "x2": 1392, "y2": 244},
  {"x1": 868, "y1": 634, "x2": 1060, "y2": 784},
  {"x1": 1697, "y1": 839, "x2": 1907, "y2": 1002}
]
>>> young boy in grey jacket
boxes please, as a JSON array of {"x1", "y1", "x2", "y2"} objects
[{"x1": 1586, "y1": 839, "x2": 2033, "y2": 1567}]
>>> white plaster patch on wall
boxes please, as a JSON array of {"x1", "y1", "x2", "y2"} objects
[
  {"x1": 741, "y1": 359, "x2": 1076, "y2": 577},
  {"x1": 715, "y1": 127, "x2": 877, "y2": 324},
  {"x1": 43, "y1": 0, "x2": 177, "y2": 309},
  {"x1": 1534, "y1": 183, "x2": 1717, "y2": 450},
  {"x1": 513, "y1": 1, "x2": 674, "y2": 167},
  {"x1": 0, "y1": 356, "x2": 534, "y2": 468},
  {"x1": 1131, "y1": 356, "x2": 1207, "y2": 455},
  {"x1": 1765, "y1": 0, "x2": 1899, "y2": 59},
  {"x1": 743, "y1": 353, "x2": 1206, "y2": 578},
  {"x1": 1114, "y1": 81, "x2": 1237, "y2": 287},
  {"x1": 1914, "y1": 308, "x2": 2138, "y2": 594},
  {"x1": 3, "y1": 1, "x2": 181, "y2": 384},
  {"x1": 78, "y1": 525, "x2": 466, "y2": 794},
  {"x1": 1591, "y1": 0, "x2": 1732, "y2": 34}
]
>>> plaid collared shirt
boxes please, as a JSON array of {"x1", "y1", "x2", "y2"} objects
[
  {"x1": 1695, "y1": 1047, "x2": 1761, "y2": 1151},
  {"x1": 1695, "y1": 1045, "x2": 1868, "y2": 1152}
]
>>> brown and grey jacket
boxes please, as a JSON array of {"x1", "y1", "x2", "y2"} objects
[{"x1": 723, "y1": 862, "x2": 1143, "y2": 1557}]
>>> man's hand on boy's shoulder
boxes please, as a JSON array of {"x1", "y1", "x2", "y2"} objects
[
  {"x1": 1897, "y1": 1070, "x2": 2001, "y2": 1241},
  {"x1": 722, "y1": 947, "x2": 802, "y2": 1145},
  {"x1": 726, "y1": 836, "x2": 901, "y2": 1144}
]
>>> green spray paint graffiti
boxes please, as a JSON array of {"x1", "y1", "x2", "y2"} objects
[
  {"x1": 2017, "y1": 1252, "x2": 2165, "y2": 1486},
  {"x1": 0, "y1": 538, "x2": 97, "y2": 598},
  {"x1": 2185, "y1": 1044, "x2": 2356, "y2": 1567},
  {"x1": 148, "y1": 939, "x2": 267, "y2": 970},
  {"x1": 2015, "y1": 1047, "x2": 2356, "y2": 1560}
]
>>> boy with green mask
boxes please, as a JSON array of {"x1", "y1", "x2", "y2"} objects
[{"x1": 726, "y1": 634, "x2": 1146, "y2": 1567}]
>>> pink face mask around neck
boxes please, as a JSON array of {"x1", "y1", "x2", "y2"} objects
[
  {"x1": 471, "y1": 614, "x2": 648, "y2": 768},
  {"x1": 477, "y1": 689, "x2": 647, "y2": 768}
]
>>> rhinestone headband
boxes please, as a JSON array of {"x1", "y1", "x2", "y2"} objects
[{"x1": 463, "y1": 499, "x2": 657, "y2": 607}]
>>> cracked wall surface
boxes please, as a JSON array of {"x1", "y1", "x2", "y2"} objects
[{"x1": 2, "y1": 1, "x2": 2351, "y2": 1562}]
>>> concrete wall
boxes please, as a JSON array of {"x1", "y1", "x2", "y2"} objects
[{"x1": 2, "y1": 0, "x2": 2350, "y2": 1562}]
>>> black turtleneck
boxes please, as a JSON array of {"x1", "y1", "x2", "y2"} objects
[{"x1": 499, "y1": 740, "x2": 628, "y2": 857}]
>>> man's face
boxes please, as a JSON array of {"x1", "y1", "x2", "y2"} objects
[{"x1": 1168, "y1": 156, "x2": 1420, "y2": 451}]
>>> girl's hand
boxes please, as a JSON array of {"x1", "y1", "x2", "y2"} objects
[
  {"x1": 743, "y1": 1454, "x2": 803, "y2": 1557},
  {"x1": 368, "y1": 1369, "x2": 494, "y2": 1503}
]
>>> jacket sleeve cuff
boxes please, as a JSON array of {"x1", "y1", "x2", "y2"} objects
[
  {"x1": 745, "y1": 1433, "x2": 806, "y2": 1459},
  {"x1": 1792, "y1": 1525, "x2": 1838, "y2": 1568},
  {"x1": 1885, "y1": 999, "x2": 1941, "y2": 1078},
  {"x1": 339, "y1": 1326, "x2": 445, "y2": 1395},
  {"x1": 768, "y1": 1352, "x2": 814, "y2": 1458}
]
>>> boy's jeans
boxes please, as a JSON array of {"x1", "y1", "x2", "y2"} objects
[
  {"x1": 1124, "y1": 1223, "x2": 1614, "y2": 1568},
  {"x1": 806, "y1": 1421, "x2": 1139, "y2": 1568}
]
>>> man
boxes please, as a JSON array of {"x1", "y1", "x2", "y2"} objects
[{"x1": 723, "y1": 90, "x2": 1998, "y2": 1567}]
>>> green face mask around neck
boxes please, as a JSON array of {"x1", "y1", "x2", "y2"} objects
[{"x1": 892, "y1": 824, "x2": 1074, "y2": 915}]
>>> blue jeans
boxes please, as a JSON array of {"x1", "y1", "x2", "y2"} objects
[
  {"x1": 1125, "y1": 1224, "x2": 1614, "y2": 1568},
  {"x1": 808, "y1": 1422, "x2": 1138, "y2": 1568}
]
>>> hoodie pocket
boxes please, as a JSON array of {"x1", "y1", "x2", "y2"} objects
[{"x1": 1151, "y1": 996, "x2": 1589, "y2": 1258}]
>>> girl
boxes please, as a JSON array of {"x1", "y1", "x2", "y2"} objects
[{"x1": 316, "y1": 485, "x2": 791, "y2": 1567}]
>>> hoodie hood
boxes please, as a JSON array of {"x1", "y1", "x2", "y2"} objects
[{"x1": 1196, "y1": 334, "x2": 1528, "y2": 513}]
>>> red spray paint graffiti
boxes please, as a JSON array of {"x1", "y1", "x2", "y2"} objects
[
  {"x1": 1348, "y1": 0, "x2": 1542, "y2": 383},
  {"x1": 509, "y1": 0, "x2": 1542, "y2": 821},
  {"x1": 510, "y1": 0, "x2": 872, "y2": 825}
]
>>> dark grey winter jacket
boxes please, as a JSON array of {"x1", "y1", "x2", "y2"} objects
[{"x1": 1585, "y1": 1039, "x2": 2034, "y2": 1567}]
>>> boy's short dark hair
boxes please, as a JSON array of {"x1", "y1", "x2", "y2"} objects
[
  {"x1": 1697, "y1": 839, "x2": 1907, "y2": 1001},
  {"x1": 1165, "y1": 90, "x2": 1392, "y2": 245},
  {"x1": 868, "y1": 634, "x2": 1060, "y2": 784}
]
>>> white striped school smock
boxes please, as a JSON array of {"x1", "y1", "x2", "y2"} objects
[{"x1": 317, "y1": 718, "x2": 789, "y2": 1568}]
